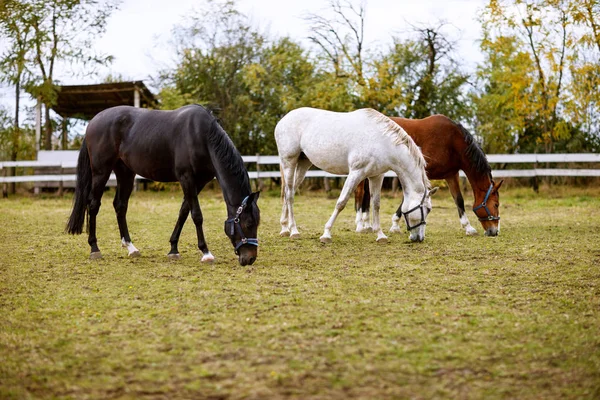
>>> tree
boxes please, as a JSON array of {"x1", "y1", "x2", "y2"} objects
[
  {"x1": 162, "y1": 1, "x2": 322, "y2": 155},
  {"x1": 241, "y1": 37, "x2": 316, "y2": 154},
  {"x1": 8, "y1": 0, "x2": 119, "y2": 150},
  {"x1": 479, "y1": 0, "x2": 574, "y2": 153},
  {"x1": 162, "y1": 0, "x2": 265, "y2": 153},
  {"x1": 0, "y1": 1, "x2": 34, "y2": 159},
  {"x1": 565, "y1": 0, "x2": 600, "y2": 145},
  {"x1": 304, "y1": 0, "x2": 367, "y2": 85},
  {"x1": 366, "y1": 25, "x2": 471, "y2": 120},
  {"x1": 472, "y1": 35, "x2": 537, "y2": 153}
]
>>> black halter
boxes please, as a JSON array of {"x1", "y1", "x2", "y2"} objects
[
  {"x1": 472, "y1": 183, "x2": 500, "y2": 221},
  {"x1": 225, "y1": 196, "x2": 259, "y2": 255},
  {"x1": 401, "y1": 191, "x2": 428, "y2": 231}
]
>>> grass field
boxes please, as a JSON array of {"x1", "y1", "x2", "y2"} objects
[{"x1": 1, "y1": 183, "x2": 599, "y2": 399}]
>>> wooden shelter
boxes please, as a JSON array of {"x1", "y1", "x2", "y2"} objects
[
  {"x1": 34, "y1": 81, "x2": 158, "y2": 151},
  {"x1": 52, "y1": 81, "x2": 157, "y2": 120}
]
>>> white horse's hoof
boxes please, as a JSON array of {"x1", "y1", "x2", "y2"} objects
[
  {"x1": 389, "y1": 226, "x2": 402, "y2": 234},
  {"x1": 466, "y1": 227, "x2": 478, "y2": 236},
  {"x1": 376, "y1": 236, "x2": 388, "y2": 243},
  {"x1": 128, "y1": 250, "x2": 141, "y2": 258},
  {"x1": 290, "y1": 233, "x2": 301, "y2": 240},
  {"x1": 201, "y1": 253, "x2": 215, "y2": 263},
  {"x1": 168, "y1": 253, "x2": 181, "y2": 260},
  {"x1": 319, "y1": 236, "x2": 332, "y2": 244},
  {"x1": 90, "y1": 251, "x2": 102, "y2": 260},
  {"x1": 280, "y1": 230, "x2": 290, "y2": 237}
]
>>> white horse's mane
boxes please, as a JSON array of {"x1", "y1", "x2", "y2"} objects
[{"x1": 364, "y1": 109, "x2": 431, "y2": 188}]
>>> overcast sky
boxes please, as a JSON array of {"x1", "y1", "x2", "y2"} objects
[{"x1": 1, "y1": 0, "x2": 487, "y2": 112}]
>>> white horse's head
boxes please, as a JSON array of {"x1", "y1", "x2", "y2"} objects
[{"x1": 400, "y1": 187, "x2": 438, "y2": 242}]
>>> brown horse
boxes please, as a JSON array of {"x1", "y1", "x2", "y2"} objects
[{"x1": 355, "y1": 114, "x2": 503, "y2": 236}]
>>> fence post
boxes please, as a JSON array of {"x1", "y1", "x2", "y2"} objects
[
  {"x1": 58, "y1": 166, "x2": 64, "y2": 196},
  {"x1": 2, "y1": 167, "x2": 7, "y2": 198},
  {"x1": 255, "y1": 153, "x2": 263, "y2": 191}
]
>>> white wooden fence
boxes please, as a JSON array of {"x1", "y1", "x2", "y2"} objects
[{"x1": 2, "y1": 151, "x2": 599, "y2": 196}]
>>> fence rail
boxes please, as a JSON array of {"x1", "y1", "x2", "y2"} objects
[{"x1": 2, "y1": 152, "x2": 599, "y2": 193}]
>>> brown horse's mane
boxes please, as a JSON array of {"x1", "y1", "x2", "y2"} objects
[{"x1": 456, "y1": 123, "x2": 492, "y2": 180}]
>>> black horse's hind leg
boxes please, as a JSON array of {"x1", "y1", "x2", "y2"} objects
[
  {"x1": 113, "y1": 161, "x2": 140, "y2": 257},
  {"x1": 88, "y1": 171, "x2": 112, "y2": 259},
  {"x1": 168, "y1": 199, "x2": 191, "y2": 259}
]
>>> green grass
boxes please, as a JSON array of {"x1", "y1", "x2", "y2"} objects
[{"x1": 1, "y1": 184, "x2": 599, "y2": 399}]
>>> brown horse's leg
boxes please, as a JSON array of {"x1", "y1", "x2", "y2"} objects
[
  {"x1": 113, "y1": 161, "x2": 139, "y2": 257},
  {"x1": 354, "y1": 180, "x2": 372, "y2": 232},
  {"x1": 446, "y1": 173, "x2": 477, "y2": 235}
]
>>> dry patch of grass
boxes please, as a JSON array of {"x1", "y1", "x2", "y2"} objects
[{"x1": 1, "y1": 184, "x2": 599, "y2": 399}]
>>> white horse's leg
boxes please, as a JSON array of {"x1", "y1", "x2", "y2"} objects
[
  {"x1": 288, "y1": 159, "x2": 312, "y2": 239},
  {"x1": 390, "y1": 194, "x2": 403, "y2": 233},
  {"x1": 320, "y1": 172, "x2": 364, "y2": 243},
  {"x1": 279, "y1": 160, "x2": 296, "y2": 237},
  {"x1": 368, "y1": 175, "x2": 388, "y2": 243},
  {"x1": 390, "y1": 212, "x2": 402, "y2": 233}
]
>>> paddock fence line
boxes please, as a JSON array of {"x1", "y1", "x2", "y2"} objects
[{"x1": 2, "y1": 151, "x2": 600, "y2": 196}]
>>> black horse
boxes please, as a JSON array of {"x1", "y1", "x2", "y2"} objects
[{"x1": 66, "y1": 104, "x2": 260, "y2": 266}]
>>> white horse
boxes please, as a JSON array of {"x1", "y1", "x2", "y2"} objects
[{"x1": 275, "y1": 107, "x2": 438, "y2": 243}]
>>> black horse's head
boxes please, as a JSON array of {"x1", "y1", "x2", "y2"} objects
[{"x1": 224, "y1": 191, "x2": 261, "y2": 266}]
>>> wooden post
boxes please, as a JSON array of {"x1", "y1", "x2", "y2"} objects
[
  {"x1": 61, "y1": 119, "x2": 68, "y2": 150},
  {"x1": 134, "y1": 87, "x2": 140, "y2": 108},
  {"x1": 2, "y1": 167, "x2": 7, "y2": 198},
  {"x1": 255, "y1": 153, "x2": 262, "y2": 191},
  {"x1": 58, "y1": 166, "x2": 64, "y2": 196}
]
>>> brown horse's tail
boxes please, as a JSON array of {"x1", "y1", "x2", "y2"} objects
[
  {"x1": 354, "y1": 179, "x2": 370, "y2": 213},
  {"x1": 66, "y1": 138, "x2": 92, "y2": 235}
]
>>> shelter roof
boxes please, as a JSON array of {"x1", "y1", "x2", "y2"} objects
[{"x1": 53, "y1": 81, "x2": 158, "y2": 120}]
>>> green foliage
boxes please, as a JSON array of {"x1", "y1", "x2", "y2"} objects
[
  {"x1": 366, "y1": 35, "x2": 471, "y2": 121},
  {"x1": 472, "y1": 35, "x2": 536, "y2": 153},
  {"x1": 2, "y1": 0, "x2": 600, "y2": 156}
]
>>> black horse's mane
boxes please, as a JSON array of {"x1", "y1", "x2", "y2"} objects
[
  {"x1": 197, "y1": 104, "x2": 251, "y2": 195},
  {"x1": 457, "y1": 123, "x2": 492, "y2": 179}
]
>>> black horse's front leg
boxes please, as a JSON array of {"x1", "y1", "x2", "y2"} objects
[
  {"x1": 186, "y1": 195, "x2": 214, "y2": 263},
  {"x1": 168, "y1": 200, "x2": 190, "y2": 260},
  {"x1": 173, "y1": 178, "x2": 213, "y2": 262}
]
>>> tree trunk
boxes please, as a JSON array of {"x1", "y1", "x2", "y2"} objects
[
  {"x1": 10, "y1": 80, "x2": 21, "y2": 194},
  {"x1": 44, "y1": 104, "x2": 52, "y2": 150}
]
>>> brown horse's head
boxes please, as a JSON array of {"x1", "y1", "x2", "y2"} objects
[
  {"x1": 224, "y1": 192, "x2": 261, "y2": 266},
  {"x1": 472, "y1": 180, "x2": 503, "y2": 236}
]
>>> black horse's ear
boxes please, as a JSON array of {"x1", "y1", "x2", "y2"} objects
[{"x1": 249, "y1": 191, "x2": 260, "y2": 203}]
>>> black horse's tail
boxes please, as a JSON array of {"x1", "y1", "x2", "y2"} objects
[{"x1": 66, "y1": 138, "x2": 92, "y2": 235}]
